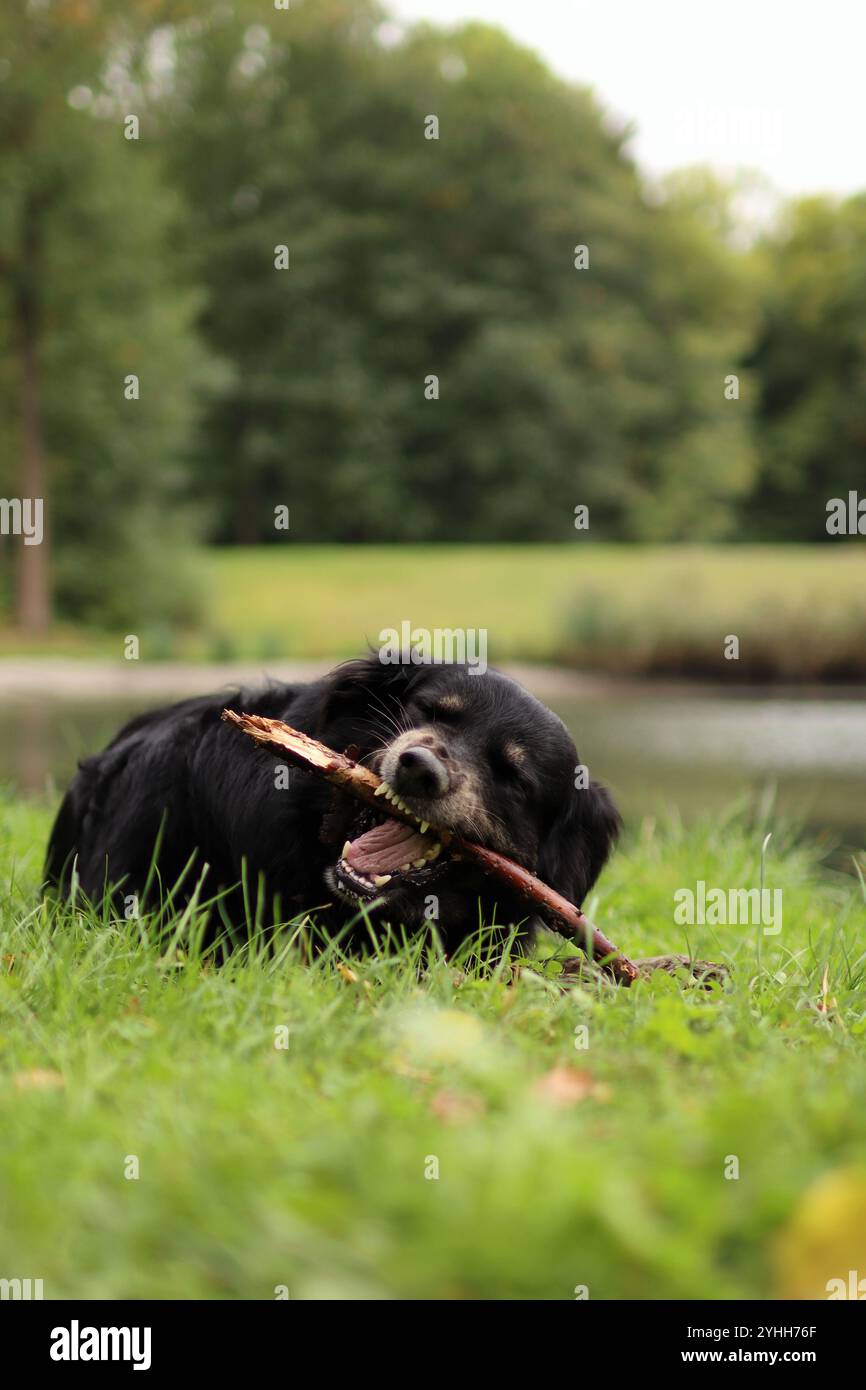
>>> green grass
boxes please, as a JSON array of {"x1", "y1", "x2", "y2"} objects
[
  {"x1": 2, "y1": 795, "x2": 866, "y2": 1299},
  {"x1": 206, "y1": 544, "x2": 866, "y2": 679},
  {"x1": 3, "y1": 544, "x2": 866, "y2": 679}
]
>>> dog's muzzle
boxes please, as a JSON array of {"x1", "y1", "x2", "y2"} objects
[{"x1": 392, "y1": 745, "x2": 450, "y2": 800}]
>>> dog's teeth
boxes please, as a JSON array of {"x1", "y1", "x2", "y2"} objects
[
  {"x1": 373, "y1": 874, "x2": 392, "y2": 886},
  {"x1": 342, "y1": 841, "x2": 352, "y2": 859},
  {"x1": 374, "y1": 783, "x2": 388, "y2": 798},
  {"x1": 419, "y1": 821, "x2": 429, "y2": 834},
  {"x1": 386, "y1": 789, "x2": 397, "y2": 803},
  {"x1": 414, "y1": 858, "x2": 428, "y2": 869},
  {"x1": 427, "y1": 842, "x2": 441, "y2": 860},
  {"x1": 399, "y1": 862, "x2": 412, "y2": 872}
]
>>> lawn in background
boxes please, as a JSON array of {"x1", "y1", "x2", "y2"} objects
[
  {"x1": 2, "y1": 544, "x2": 866, "y2": 679},
  {"x1": 208, "y1": 544, "x2": 866, "y2": 679},
  {"x1": 2, "y1": 794, "x2": 865, "y2": 1299}
]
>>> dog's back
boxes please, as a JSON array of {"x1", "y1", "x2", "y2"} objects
[{"x1": 44, "y1": 683, "x2": 316, "y2": 912}]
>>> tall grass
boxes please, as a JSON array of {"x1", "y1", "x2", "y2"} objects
[{"x1": 2, "y1": 793, "x2": 865, "y2": 1298}]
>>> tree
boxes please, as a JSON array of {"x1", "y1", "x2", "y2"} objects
[
  {"x1": 0, "y1": 1, "x2": 206, "y2": 632},
  {"x1": 162, "y1": 1, "x2": 757, "y2": 543},
  {"x1": 746, "y1": 194, "x2": 866, "y2": 540}
]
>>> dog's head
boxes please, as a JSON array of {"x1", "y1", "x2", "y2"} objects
[{"x1": 316, "y1": 656, "x2": 620, "y2": 939}]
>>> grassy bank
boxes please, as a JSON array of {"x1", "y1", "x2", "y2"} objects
[
  {"x1": 3, "y1": 544, "x2": 864, "y2": 681},
  {"x1": 208, "y1": 544, "x2": 866, "y2": 680},
  {"x1": 2, "y1": 795, "x2": 865, "y2": 1299}
]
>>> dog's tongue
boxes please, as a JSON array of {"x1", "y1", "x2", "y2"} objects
[{"x1": 345, "y1": 818, "x2": 430, "y2": 872}]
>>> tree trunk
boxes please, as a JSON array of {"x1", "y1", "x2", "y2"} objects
[{"x1": 14, "y1": 192, "x2": 51, "y2": 633}]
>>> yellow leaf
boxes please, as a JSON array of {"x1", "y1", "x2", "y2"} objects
[
  {"x1": 776, "y1": 1168, "x2": 866, "y2": 1299},
  {"x1": 14, "y1": 1069, "x2": 64, "y2": 1093}
]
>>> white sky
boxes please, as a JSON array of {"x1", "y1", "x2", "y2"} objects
[{"x1": 389, "y1": 0, "x2": 865, "y2": 197}]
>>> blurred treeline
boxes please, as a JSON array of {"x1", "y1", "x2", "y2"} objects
[{"x1": 1, "y1": 0, "x2": 865, "y2": 628}]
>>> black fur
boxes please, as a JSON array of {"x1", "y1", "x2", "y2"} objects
[{"x1": 44, "y1": 656, "x2": 620, "y2": 954}]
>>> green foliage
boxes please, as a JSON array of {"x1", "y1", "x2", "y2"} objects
[
  {"x1": 161, "y1": 1, "x2": 757, "y2": 543},
  {"x1": 2, "y1": 793, "x2": 865, "y2": 1297},
  {"x1": 1, "y1": 0, "x2": 864, "y2": 636},
  {"x1": 0, "y1": 2, "x2": 209, "y2": 628},
  {"x1": 747, "y1": 193, "x2": 866, "y2": 539}
]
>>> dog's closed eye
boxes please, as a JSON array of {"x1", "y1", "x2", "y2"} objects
[
  {"x1": 434, "y1": 694, "x2": 465, "y2": 715},
  {"x1": 417, "y1": 695, "x2": 464, "y2": 723},
  {"x1": 489, "y1": 741, "x2": 531, "y2": 787}
]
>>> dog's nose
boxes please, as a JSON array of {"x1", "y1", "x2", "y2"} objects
[{"x1": 393, "y1": 745, "x2": 450, "y2": 799}]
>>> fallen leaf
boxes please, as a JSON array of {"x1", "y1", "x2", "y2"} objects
[
  {"x1": 533, "y1": 1066, "x2": 608, "y2": 1107},
  {"x1": 429, "y1": 1089, "x2": 485, "y2": 1123},
  {"x1": 775, "y1": 1167, "x2": 866, "y2": 1299},
  {"x1": 389, "y1": 1056, "x2": 434, "y2": 1085},
  {"x1": 14, "y1": 1069, "x2": 64, "y2": 1093}
]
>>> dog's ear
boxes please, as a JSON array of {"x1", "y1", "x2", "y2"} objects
[
  {"x1": 314, "y1": 654, "x2": 422, "y2": 744},
  {"x1": 537, "y1": 780, "x2": 621, "y2": 908}
]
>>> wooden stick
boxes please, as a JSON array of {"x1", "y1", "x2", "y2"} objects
[{"x1": 221, "y1": 709, "x2": 639, "y2": 986}]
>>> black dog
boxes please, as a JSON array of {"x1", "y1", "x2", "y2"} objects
[{"x1": 44, "y1": 656, "x2": 620, "y2": 955}]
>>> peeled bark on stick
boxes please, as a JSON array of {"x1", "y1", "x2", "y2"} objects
[{"x1": 221, "y1": 709, "x2": 640, "y2": 986}]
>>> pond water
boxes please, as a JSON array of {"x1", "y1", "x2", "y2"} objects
[
  {"x1": 0, "y1": 676, "x2": 863, "y2": 863},
  {"x1": 553, "y1": 689, "x2": 865, "y2": 857}
]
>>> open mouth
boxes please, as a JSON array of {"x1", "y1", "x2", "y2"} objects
[{"x1": 332, "y1": 779, "x2": 446, "y2": 903}]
